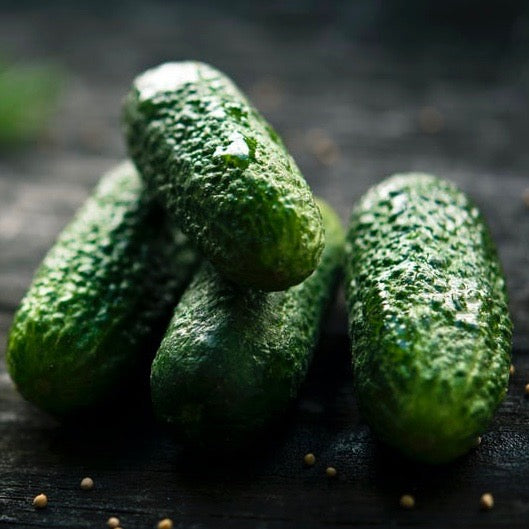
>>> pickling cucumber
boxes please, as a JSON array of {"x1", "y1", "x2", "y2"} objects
[
  {"x1": 150, "y1": 199, "x2": 344, "y2": 448},
  {"x1": 345, "y1": 173, "x2": 512, "y2": 463},
  {"x1": 6, "y1": 162, "x2": 198, "y2": 416},
  {"x1": 123, "y1": 61, "x2": 324, "y2": 291}
]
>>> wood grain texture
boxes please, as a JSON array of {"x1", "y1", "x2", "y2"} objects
[{"x1": 1, "y1": 1, "x2": 528, "y2": 527}]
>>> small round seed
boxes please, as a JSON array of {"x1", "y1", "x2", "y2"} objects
[
  {"x1": 524, "y1": 383, "x2": 529, "y2": 396},
  {"x1": 418, "y1": 106, "x2": 444, "y2": 134},
  {"x1": 325, "y1": 466, "x2": 337, "y2": 477},
  {"x1": 399, "y1": 494, "x2": 415, "y2": 509},
  {"x1": 304, "y1": 453, "x2": 316, "y2": 466},
  {"x1": 157, "y1": 518, "x2": 174, "y2": 529},
  {"x1": 33, "y1": 493, "x2": 48, "y2": 509},
  {"x1": 480, "y1": 492, "x2": 494, "y2": 510},
  {"x1": 522, "y1": 188, "x2": 529, "y2": 208},
  {"x1": 107, "y1": 517, "x2": 120, "y2": 528},
  {"x1": 474, "y1": 436, "x2": 482, "y2": 447},
  {"x1": 509, "y1": 364, "x2": 515, "y2": 376},
  {"x1": 80, "y1": 477, "x2": 94, "y2": 490},
  {"x1": 305, "y1": 128, "x2": 340, "y2": 166}
]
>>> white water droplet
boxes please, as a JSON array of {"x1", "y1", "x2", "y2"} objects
[{"x1": 214, "y1": 132, "x2": 250, "y2": 161}]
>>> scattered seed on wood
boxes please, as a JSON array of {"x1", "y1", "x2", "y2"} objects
[
  {"x1": 418, "y1": 106, "x2": 444, "y2": 134},
  {"x1": 474, "y1": 436, "x2": 482, "y2": 447},
  {"x1": 510, "y1": 364, "x2": 515, "y2": 376},
  {"x1": 249, "y1": 77, "x2": 283, "y2": 111},
  {"x1": 399, "y1": 494, "x2": 415, "y2": 509},
  {"x1": 522, "y1": 188, "x2": 529, "y2": 208},
  {"x1": 107, "y1": 517, "x2": 120, "y2": 528},
  {"x1": 325, "y1": 466, "x2": 337, "y2": 477},
  {"x1": 157, "y1": 518, "x2": 174, "y2": 529},
  {"x1": 33, "y1": 493, "x2": 48, "y2": 509},
  {"x1": 524, "y1": 383, "x2": 529, "y2": 395},
  {"x1": 80, "y1": 477, "x2": 94, "y2": 490},
  {"x1": 305, "y1": 128, "x2": 340, "y2": 166},
  {"x1": 480, "y1": 492, "x2": 494, "y2": 510},
  {"x1": 304, "y1": 453, "x2": 316, "y2": 466}
]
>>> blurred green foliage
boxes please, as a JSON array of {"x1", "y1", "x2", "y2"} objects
[{"x1": 0, "y1": 60, "x2": 62, "y2": 146}]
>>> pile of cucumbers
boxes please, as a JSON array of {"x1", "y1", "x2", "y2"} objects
[{"x1": 6, "y1": 61, "x2": 512, "y2": 464}]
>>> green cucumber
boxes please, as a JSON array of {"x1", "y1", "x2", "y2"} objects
[
  {"x1": 123, "y1": 61, "x2": 324, "y2": 291},
  {"x1": 6, "y1": 162, "x2": 198, "y2": 416},
  {"x1": 150, "y1": 199, "x2": 344, "y2": 448},
  {"x1": 345, "y1": 173, "x2": 512, "y2": 463}
]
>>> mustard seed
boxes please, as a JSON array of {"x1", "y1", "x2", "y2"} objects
[
  {"x1": 33, "y1": 493, "x2": 48, "y2": 509},
  {"x1": 80, "y1": 477, "x2": 94, "y2": 490},
  {"x1": 158, "y1": 518, "x2": 174, "y2": 529},
  {"x1": 325, "y1": 466, "x2": 337, "y2": 477},
  {"x1": 418, "y1": 106, "x2": 444, "y2": 134},
  {"x1": 107, "y1": 516, "x2": 120, "y2": 528},
  {"x1": 303, "y1": 453, "x2": 316, "y2": 466},
  {"x1": 522, "y1": 188, "x2": 529, "y2": 208},
  {"x1": 399, "y1": 494, "x2": 415, "y2": 509},
  {"x1": 480, "y1": 492, "x2": 494, "y2": 510}
]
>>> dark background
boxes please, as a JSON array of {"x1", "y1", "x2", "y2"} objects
[{"x1": 1, "y1": 2, "x2": 529, "y2": 528}]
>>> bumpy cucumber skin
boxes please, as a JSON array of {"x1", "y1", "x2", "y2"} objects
[
  {"x1": 6, "y1": 162, "x2": 198, "y2": 417},
  {"x1": 345, "y1": 173, "x2": 512, "y2": 463},
  {"x1": 150, "y1": 199, "x2": 344, "y2": 448},
  {"x1": 123, "y1": 61, "x2": 324, "y2": 291}
]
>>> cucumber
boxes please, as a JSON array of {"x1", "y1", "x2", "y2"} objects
[
  {"x1": 345, "y1": 173, "x2": 512, "y2": 463},
  {"x1": 6, "y1": 162, "x2": 198, "y2": 417},
  {"x1": 150, "y1": 199, "x2": 344, "y2": 448},
  {"x1": 123, "y1": 61, "x2": 324, "y2": 291}
]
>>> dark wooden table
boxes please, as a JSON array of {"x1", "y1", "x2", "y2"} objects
[{"x1": 1, "y1": 2, "x2": 529, "y2": 528}]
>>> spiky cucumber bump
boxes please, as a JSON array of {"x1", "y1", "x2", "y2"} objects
[
  {"x1": 123, "y1": 61, "x2": 324, "y2": 291},
  {"x1": 7, "y1": 162, "x2": 198, "y2": 416},
  {"x1": 150, "y1": 199, "x2": 344, "y2": 448},
  {"x1": 346, "y1": 173, "x2": 512, "y2": 463}
]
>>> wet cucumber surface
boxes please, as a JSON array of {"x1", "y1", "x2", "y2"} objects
[
  {"x1": 346, "y1": 173, "x2": 513, "y2": 463},
  {"x1": 123, "y1": 61, "x2": 324, "y2": 291},
  {"x1": 6, "y1": 162, "x2": 198, "y2": 416},
  {"x1": 150, "y1": 199, "x2": 344, "y2": 448}
]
